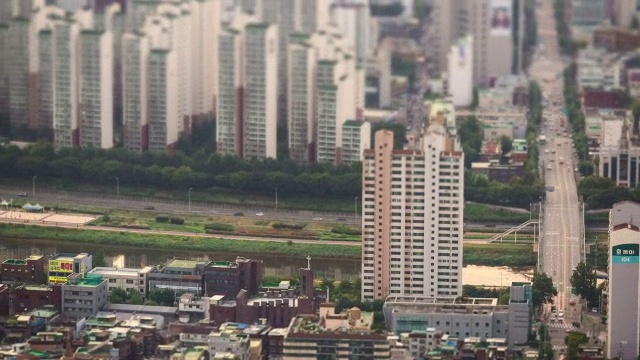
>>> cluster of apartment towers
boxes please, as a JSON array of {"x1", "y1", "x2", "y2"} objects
[{"x1": 0, "y1": 0, "x2": 377, "y2": 165}]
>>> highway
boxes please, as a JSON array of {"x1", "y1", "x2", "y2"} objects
[{"x1": 529, "y1": 0, "x2": 583, "y2": 350}]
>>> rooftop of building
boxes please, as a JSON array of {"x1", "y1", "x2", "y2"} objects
[
  {"x1": 2, "y1": 255, "x2": 42, "y2": 265},
  {"x1": 50, "y1": 253, "x2": 89, "y2": 261},
  {"x1": 384, "y1": 296, "x2": 500, "y2": 307},
  {"x1": 88, "y1": 266, "x2": 153, "y2": 276},
  {"x1": 67, "y1": 274, "x2": 104, "y2": 287},
  {"x1": 343, "y1": 119, "x2": 366, "y2": 128},
  {"x1": 210, "y1": 322, "x2": 250, "y2": 340},
  {"x1": 612, "y1": 201, "x2": 640, "y2": 228},
  {"x1": 22, "y1": 284, "x2": 55, "y2": 292},
  {"x1": 205, "y1": 260, "x2": 237, "y2": 268},
  {"x1": 102, "y1": 303, "x2": 178, "y2": 316},
  {"x1": 86, "y1": 313, "x2": 121, "y2": 327},
  {"x1": 31, "y1": 306, "x2": 59, "y2": 319},
  {"x1": 165, "y1": 259, "x2": 207, "y2": 269}
]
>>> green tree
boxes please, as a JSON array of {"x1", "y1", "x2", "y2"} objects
[
  {"x1": 92, "y1": 251, "x2": 107, "y2": 268},
  {"x1": 110, "y1": 288, "x2": 128, "y2": 304},
  {"x1": 127, "y1": 288, "x2": 145, "y2": 305},
  {"x1": 570, "y1": 261, "x2": 597, "y2": 307},
  {"x1": 537, "y1": 323, "x2": 554, "y2": 360},
  {"x1": 458, "y1": 116, "x2": 483, "y2": 167},
  {"x1": 532, "y1": 271, "x2": 557, "y2": 310},
  {"x1": 565, "y1": 331, "x2": 588, "y2": 360},
  {"x1": 499, "y1": 135, "x2": 513, "y2": 155},
  {"x1": 148, "y1": 288, "x2": 176, "y2": 306}
]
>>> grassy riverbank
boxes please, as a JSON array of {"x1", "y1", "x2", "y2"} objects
[
  {"x1": 0, "y1": 223, "x2": 536, "y2": 267},
  {"x1": 0, "y1": 223, "x2": 361, "y2": 259}
]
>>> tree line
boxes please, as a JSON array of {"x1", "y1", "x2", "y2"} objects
[{"x1": 0, "y1": 142, "x2": 361, "y2": 199}]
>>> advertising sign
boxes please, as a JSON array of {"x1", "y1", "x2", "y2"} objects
[
  {"x1": 49, "y1": 260, "x2": 74, "y2": 273},
  {"x1": 491, "y1": 0, "x2": 512, "y2": 37},
  {"x1": 49, "y1": 275, "x2": 70, "y2": 284},
  {"x1": 612, "y1": 243, "x2": 639, "y2": 264}
]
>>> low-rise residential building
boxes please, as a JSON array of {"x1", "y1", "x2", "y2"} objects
[
  {"x1": 384, "y1": 284, "x2": 532, "y2": 348},
  {"x1": 208, "y1": 322, "x2": 252, "y2": 359},
  {"x1": 203, "y1": 257, "x2": 263, "y2": 298},
  {"x1": 383, "y1": 296, "x2": 510, "y2": 340},
  {"x1": 48, "y1": 253, "x2": 93, "y2": 285},
  {"x1": 61, "y1": 273, "x2": 108, "y2": 319},
  {"x1": 87, "y1": 266, "x2": 153, "y2": 296},
  {"x1": 210, "y1": 267, "x2": 322, "y2": 328},
  {"x1": 577, "y1": 47, "x2": 623, "y2": 92},
  {"x1": 147, "y1": 259, "x2": 207, "y2": 296},
  {"x1": 178, "y1": 293, "x2": 211, "y2": 323},
  {"x1": 0, "y1": 284, "x2": 63, "y2": 316},
  {"x1": 593, "y1": 26, "x2": 640, "y2": 52},
  {"x1": 282, "y1": 304, "x2": 390, "y2": 358},
  {"x1": 1, "y1": 255, "x2": 47, "y2": 284},
  {"x1": 594, "y1": 114, "x2": 640, "y2": 188}
]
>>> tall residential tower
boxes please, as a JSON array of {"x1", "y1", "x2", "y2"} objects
[{"x1": 361, "y1": 118, "x2": 464, "y2": 301}]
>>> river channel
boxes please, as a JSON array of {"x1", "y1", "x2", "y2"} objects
[{"x1": 0, "y1": 238, "x2": 532, "y2": 286}]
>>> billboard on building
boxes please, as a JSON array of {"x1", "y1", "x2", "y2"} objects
[
  {"x1": 49, "y1": 260, "x2": 74, "y2": 272},
  {"x1": 491, "y1": 0, "x2": 512, "y2": 37}
]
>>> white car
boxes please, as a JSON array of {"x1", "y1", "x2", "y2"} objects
[
  {"x1": 256, "y1": 212, "x2": 264, "y2": 216},
  {"x1": 312, "y1": 217, "x2": 323, "y2": 221}
]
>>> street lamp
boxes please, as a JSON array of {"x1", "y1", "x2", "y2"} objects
[
  {"x1": 115, "y1": 177, "x2": 120, "y2": 197},
  {"x1": 32, "y1": 176, "x2": 37, "y2": 199},
  {"x1": 275, "y1": 187, "x2": 278, "y2": 209},
  {"x1": 188, "y1": 187, "x2": 193, "y2": 213}
]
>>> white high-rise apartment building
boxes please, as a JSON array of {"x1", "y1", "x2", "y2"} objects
[
  {"x1": 216, "y1": 11, "x2": 255, "y2": 157},
  {"x1": 431, "y1": 0, "x2": 524, "y2": 87},
  {"x1": 361, "y1": 123, "x2": 464, "y2": 301},
  {"x1": 329, "y1": 0, "x2": 373, "y2": 63},
  {"x1": 76, "y1": 5, "x2": 119, "y2": 149},
  {"x1": 287, "y1": 26, "x2": 365, "y2": 165},
  {"x1": 122, "y1": 32, "x2": 149, "y2": 152},
  {"x1": 243, "y1": 22, "x2": 278, "y2": 159},
  {"x1": 6, "y1": 16, "x2": 30, "y2": 129},
  {"x1": 145, "y1": 13, "x2": 180, "y2": 152},
  {"x1": 448, "y1": 36, "x2": 473, "y2": 107},
  {"x1": 0, "y1": 3, "x2": 9, "y2": 128},
  {"x1": 51, "y1": 16, "x2": 81, "y2": 149},
  {"x1": 119, "y1": 0, "x2": 221, "y2": 152},
  {"x1": 190, "y1": 0, "x2": 220, "y2": 122},
  {"x1": 287, "y1": 32, "x2": 317, "y2": 164}
]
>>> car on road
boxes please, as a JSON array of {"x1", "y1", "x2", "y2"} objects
[
  {"x1": 17, "y1": 192, "x2": 28, "y2": 197},
  {"x1": 256, "y1": 212, "x2": 264, "y2": 216},
  {"x1": 547, "y1": 165, "x2": 552, "y2": 170},
  {"x1": 234, "y1": 212, "x2": 244, "y2": 216},
  {"x1": 312, "y1": 217, "x2": 323, "y2": 221},
  {"x1": 569, "y1": 299, "x2": 575, "y2": 306},
  {"x1": 336, "y1": 217, "x2": 347, "y2": 222},
  {"x1": 144, "y1": 206, "x2": 155, "y2": 210}
]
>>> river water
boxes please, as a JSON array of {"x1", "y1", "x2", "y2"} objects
[{"x1": 0, "y1": 238, "x2": 532, "y2": 286}]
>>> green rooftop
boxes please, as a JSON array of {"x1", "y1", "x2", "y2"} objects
[
  {"x1": 166, "y1": 259, "x2": 206, "y2": 269},
  {"x1": 207, "y1": 261, "x2": 235, "y2": 268},
  {"x1": 343, "y1": 120, "x2": 364, "y2": 128},
  {"x1": 3, "y1": 259, "x2": 26, "y2": 265},
  {"x1": 72, "y1": 274, "x2": 104, "y2": 286}
]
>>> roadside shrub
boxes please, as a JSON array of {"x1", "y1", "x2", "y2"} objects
[
  {"x1": 169, "y1": 217, "x2": 184, "y2": 225},
  {"x1": 155, "y1": 216, "x2": 169, "y2": 223},
  {"x1": 331, "y1": 225, "x2": 361, "y2": 236},
  {"x1": 204, "y1": 223, "x2": 235, "y2": 232},
  {"x1": 272, "y1": 222, "x2": 306, "y2": 230}
]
